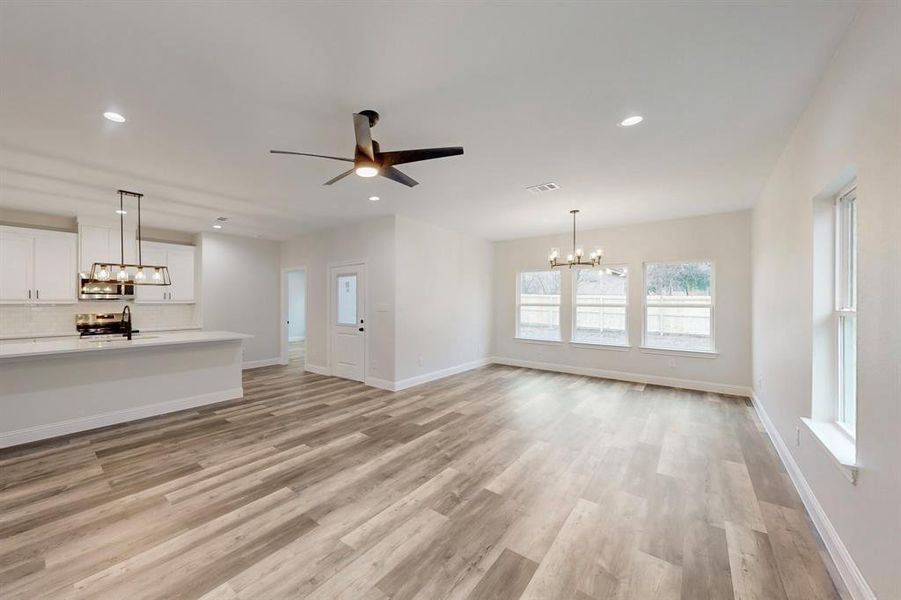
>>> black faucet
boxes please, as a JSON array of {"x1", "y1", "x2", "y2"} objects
[{"x1": 121, "y1": 305, "x2": 132, "y2": 340}]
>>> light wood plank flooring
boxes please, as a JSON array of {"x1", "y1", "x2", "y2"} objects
[{"x1": 0, "y1": 355, "x2": 847, "y2": 599}]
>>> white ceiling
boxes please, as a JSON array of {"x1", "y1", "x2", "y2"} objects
[{"x1": 0, "y1": 1, "x2": 859, "y2": 241}]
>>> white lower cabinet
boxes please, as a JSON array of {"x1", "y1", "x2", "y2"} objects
[
  {"x1": 0, "y1": 226, "x2": 77, "y2": 304},
  {"x1": 135, "y1": 242, "x2": 196, "y2": 304}
]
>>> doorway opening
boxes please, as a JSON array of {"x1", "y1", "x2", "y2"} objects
[{"x1": 281, "y1": 268, "x2": 306, "y2": 368}]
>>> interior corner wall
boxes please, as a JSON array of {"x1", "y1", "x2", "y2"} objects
[
  {"x1": 491, "y1": 210, "x2": 752, "y2": 392},
  {"x1": 200, "y1": 232, "x2": 281, "y2": 364},
  {"x1": 280, "y1": 216, "x2": 396, "y2": 382},
  {"x1": 394, "y1": 215, "x2": 492, "y2": 384},
  {"x1": 750, "y1": 3, "x2": 900, "y2": 598}
]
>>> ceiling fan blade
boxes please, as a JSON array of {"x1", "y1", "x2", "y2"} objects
[
  {"x1": 352, "y1": 113, "x2": 374, "y2": 161},
  {"x1": 380, "y1": 166, "x2": 419, "y2": 187},
  {"x1": 324, "y1": 168, "x2": 355, "y2": 185},
  {"x1": 270, "y1": 150, "x2": 354, "y2": 162},
  {"x1": 379, "y1": 146, "x2": 464, "y2": 167}
]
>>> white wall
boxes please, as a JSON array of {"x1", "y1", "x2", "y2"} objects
[
  {"x1": 394, "y1": 215, "x2": 492, "y2": 384},
  {"x1": 200, "y1": 232, "x2": 281, "y2": 365},
  {"x1": 492, "y1": 211, "x2": 752, "y2": 392},
  {"x1": 751, "y1": 3, "x2": 900, "y2": 598},
  {"x1": 287, "y1": 270, "x2": 305, "y2": 341},
  {"x1": 281, "y1": 217, "x2": 396, "y2": 383}
]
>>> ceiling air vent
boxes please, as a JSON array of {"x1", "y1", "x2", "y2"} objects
[
  {"x1": 216, "y1": 216, "x2": 229, "y2": 222},
  {"x1": 526, "y1": 182, "x2": 560, "y2": 194}
]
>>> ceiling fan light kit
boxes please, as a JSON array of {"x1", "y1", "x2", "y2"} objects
[
  {"x1": 271, "y1": 109, "x2": 464, "y2": 188},
  {"x1": 549, "y1": 209, "x2": 602, "y2": 269}
]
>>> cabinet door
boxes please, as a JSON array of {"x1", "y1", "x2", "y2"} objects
[
  {"x1": 79, "y1": 225, "x2": 111, "y2": 274},
  {"x1": 33, "y1": 231, "x2": 77, "y2": 303},
  {"x1": 0, "y1": 230, "x2": 34, "y2": 302},
  {"x1": 166, "y1": 246, "x2": 195, "y2": 302},
  {"x1": 135, "y1": 243, "x2": 167, "y2": 303}
]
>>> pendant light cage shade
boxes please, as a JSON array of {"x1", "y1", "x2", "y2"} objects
[
  {"x1": 548, "y1": 209, "x2": 603, "y2": 269},
  {"x1": 88, "y1": 262, "x2": 171, "y2": 286},
  {"x1": 84, "y1": 189, "x2": 173, "y2": 286}
]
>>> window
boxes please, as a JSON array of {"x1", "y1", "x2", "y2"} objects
[
  {"x1": 517, "y1": 271, "x2": 561, "y2": 341},
  {"x1": 835, "y1": 187, "x2": 857, "y2": 435},
  {"x1": 336, "y1": 274, "x2": 357, "y2": 325},
  {"x1": 572, "y1": 267, "x2": 628, "y2": 346},
  {"x1": 643, "y1": 261, "x2": 714, "y2": 352}
]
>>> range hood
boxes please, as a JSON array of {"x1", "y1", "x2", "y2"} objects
[{"x1": 84, "y1": 190, "x2": 172, "y2": 287}]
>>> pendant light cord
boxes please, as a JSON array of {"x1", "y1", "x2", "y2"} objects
[{"x1": 119, "y1": 191, "x2": 125, "y2": 266}]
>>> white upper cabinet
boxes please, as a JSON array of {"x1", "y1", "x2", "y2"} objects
[
  {"x1": 0, "y1": 226, "x2": 77, "y2": 304},
  {"x1": 0, "y1": 229, "x2": 34, "y2": 302},
  {"x1": 78, "y1": 224, "x2": 136, "y2": 274},
  {"x1": 135, "y1": 241, "x2": 195, "y2": 304},
  {"x1": 33, "y1": 230, "x2": 78, "y2": 302}
]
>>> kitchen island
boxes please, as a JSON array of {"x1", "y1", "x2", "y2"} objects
[{"x1": 0, "y1": 331, "x2": 251, "y2": 448}]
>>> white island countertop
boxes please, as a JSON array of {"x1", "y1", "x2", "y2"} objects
[{"x1": 0, "y1": 330, "x2": 251, "y2": 360}]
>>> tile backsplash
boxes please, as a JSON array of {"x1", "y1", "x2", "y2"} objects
[{"x1": 0, "y1": 302, "x2": 199, "y2": 338}]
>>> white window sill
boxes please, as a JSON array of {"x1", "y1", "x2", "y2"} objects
[
  {"x1": 514, "y1": 337, "x2": 562, "y2": 346},
  {"x1": 638, "y1": 346, "x2": 719, "y2": 358},
  {"x1": 570, "y1": 341, "x2": 631, "y2": 351},
  {"x1": 801, "y1": 418, "x2": 859, "y2": 484}
]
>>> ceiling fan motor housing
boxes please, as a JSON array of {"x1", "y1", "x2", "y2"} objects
[{"x1": 359, "y1": 109, "x2": 379, "y2": 127}]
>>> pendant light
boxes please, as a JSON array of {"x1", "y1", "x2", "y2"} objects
[
  {"x1": 548, "y1": 209, "x2": 602, "y2": 269},
  {"x1": 87, "y1": 190, "x2": 171, "y2": 286}
]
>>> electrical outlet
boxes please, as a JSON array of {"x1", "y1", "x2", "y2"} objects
[
  {"x1": 795, "y1": 426, "x2": 801, "y2": 446},
  {"x1": 756, "y1": 377, "x2": 764, "y2": 391},
  {"x1": 417, "y1": 356, "x2": 423, "y2": 367},
  {"x1": 667, "y1": 359, "x2": 676, "y2": 369}
]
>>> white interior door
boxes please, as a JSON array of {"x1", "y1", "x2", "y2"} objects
[{"x1": 330, "y1": 264, "x2": 365, "y2": 382}]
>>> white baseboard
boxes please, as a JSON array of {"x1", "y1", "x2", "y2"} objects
[
  {"x1": 366, "y1": 376, "x2": 396, "y2": 391},
  {"x1": 750, "y1": 391, "x2": 875, "y2": 600},
  {"x1": 288, "y1": 336, "x2": 305, "y2": 342},
  {"x1": 304, "y1": 363, "x2": 330, "y2": 376},
  {"x1": 0, "y1": 387, "x2": 244, "y2": 449},
  {"x1": 242, "y1": 357, "x2": 281, "y2": 370},
  {"x1": 390, "y1": 358, "x2": 492, "y2": 392},
  {"x1": 490, "y1": 356, "x2": 751, "y2": 396}
]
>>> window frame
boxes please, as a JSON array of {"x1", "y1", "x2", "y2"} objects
[
  {"x1": 833, "y1": 184, "x2": 857, "y2": 439},
  {"x1": 570, "y1": 265, "x2": 629, "y2": 348},
  {"x1": 515, "y1": 269, "x2": 562, "y2": 343},
  {"x1": 641, "y1": 259, "x2": 717, "y2": 355}
]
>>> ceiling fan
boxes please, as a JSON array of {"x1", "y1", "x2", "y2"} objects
[{"x1": 270, "y1": 110, "x2": 463, "y2": 188}]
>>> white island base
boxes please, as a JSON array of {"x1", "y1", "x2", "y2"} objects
[{"x1": 0, "y1": 331, "x2": 250, "y2": 448}]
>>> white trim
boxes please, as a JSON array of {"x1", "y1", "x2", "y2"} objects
[
  {"x1": 393, "y1": 358, "x2": 492, "y2": 392},
  {"x1": 288, "y1": 336, "x2": 305, "y2": 342},
  {"x1": 638, "y1": 346, "x2": 719, "y2": 358},
  {"x1": 491, "y1": 356, "x2": 750, "y2": 396},
  {"x1": 242, "y1": 357, "x2": 281, "y2": 370},
  {"x1": 366, "y1": 377, "x2": 396, "y2": 391},
  {"x1": 570, "y1": 342, "x2": 631, "y2": 351},
  {"x1": 0, "y1": 387, "x2": 243, "y2": 449},
  {"x1": 304, "y1": 363, "x2": 330, "y2": 376},
  {"x1": 513, "y1": 337, "x2": 562, "y2": 346},
  {"x1": 750, "y1": 392, "x2": 874, "y2": 600},
  {"x1": 800, "y1": 417, "x2": 859, "y2": 483}
]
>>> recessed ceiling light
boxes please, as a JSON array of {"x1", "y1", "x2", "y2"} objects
[
  {"x1": 212, "y1": 224, "x2": 223, "y2": 229},
  {"x1": 368, "y1": 196, "x2": 380, "y2": 202},
  {"x1": 115, "y1": 209, "x2": 127, "y2": 215},
  {"x1": 103, "y1": 111, "x2": 126, "y2": 123},
  {"x1": 619, "y1": 115, "x2": 643, "y2": 127}
]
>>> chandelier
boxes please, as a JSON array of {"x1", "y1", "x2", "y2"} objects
[
  {"x1": 87, "y1": 190, "x2": 171, "y2": 286},
  {"x1": 548, "y1": 209, "x2": 602, "y2": 269}
]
